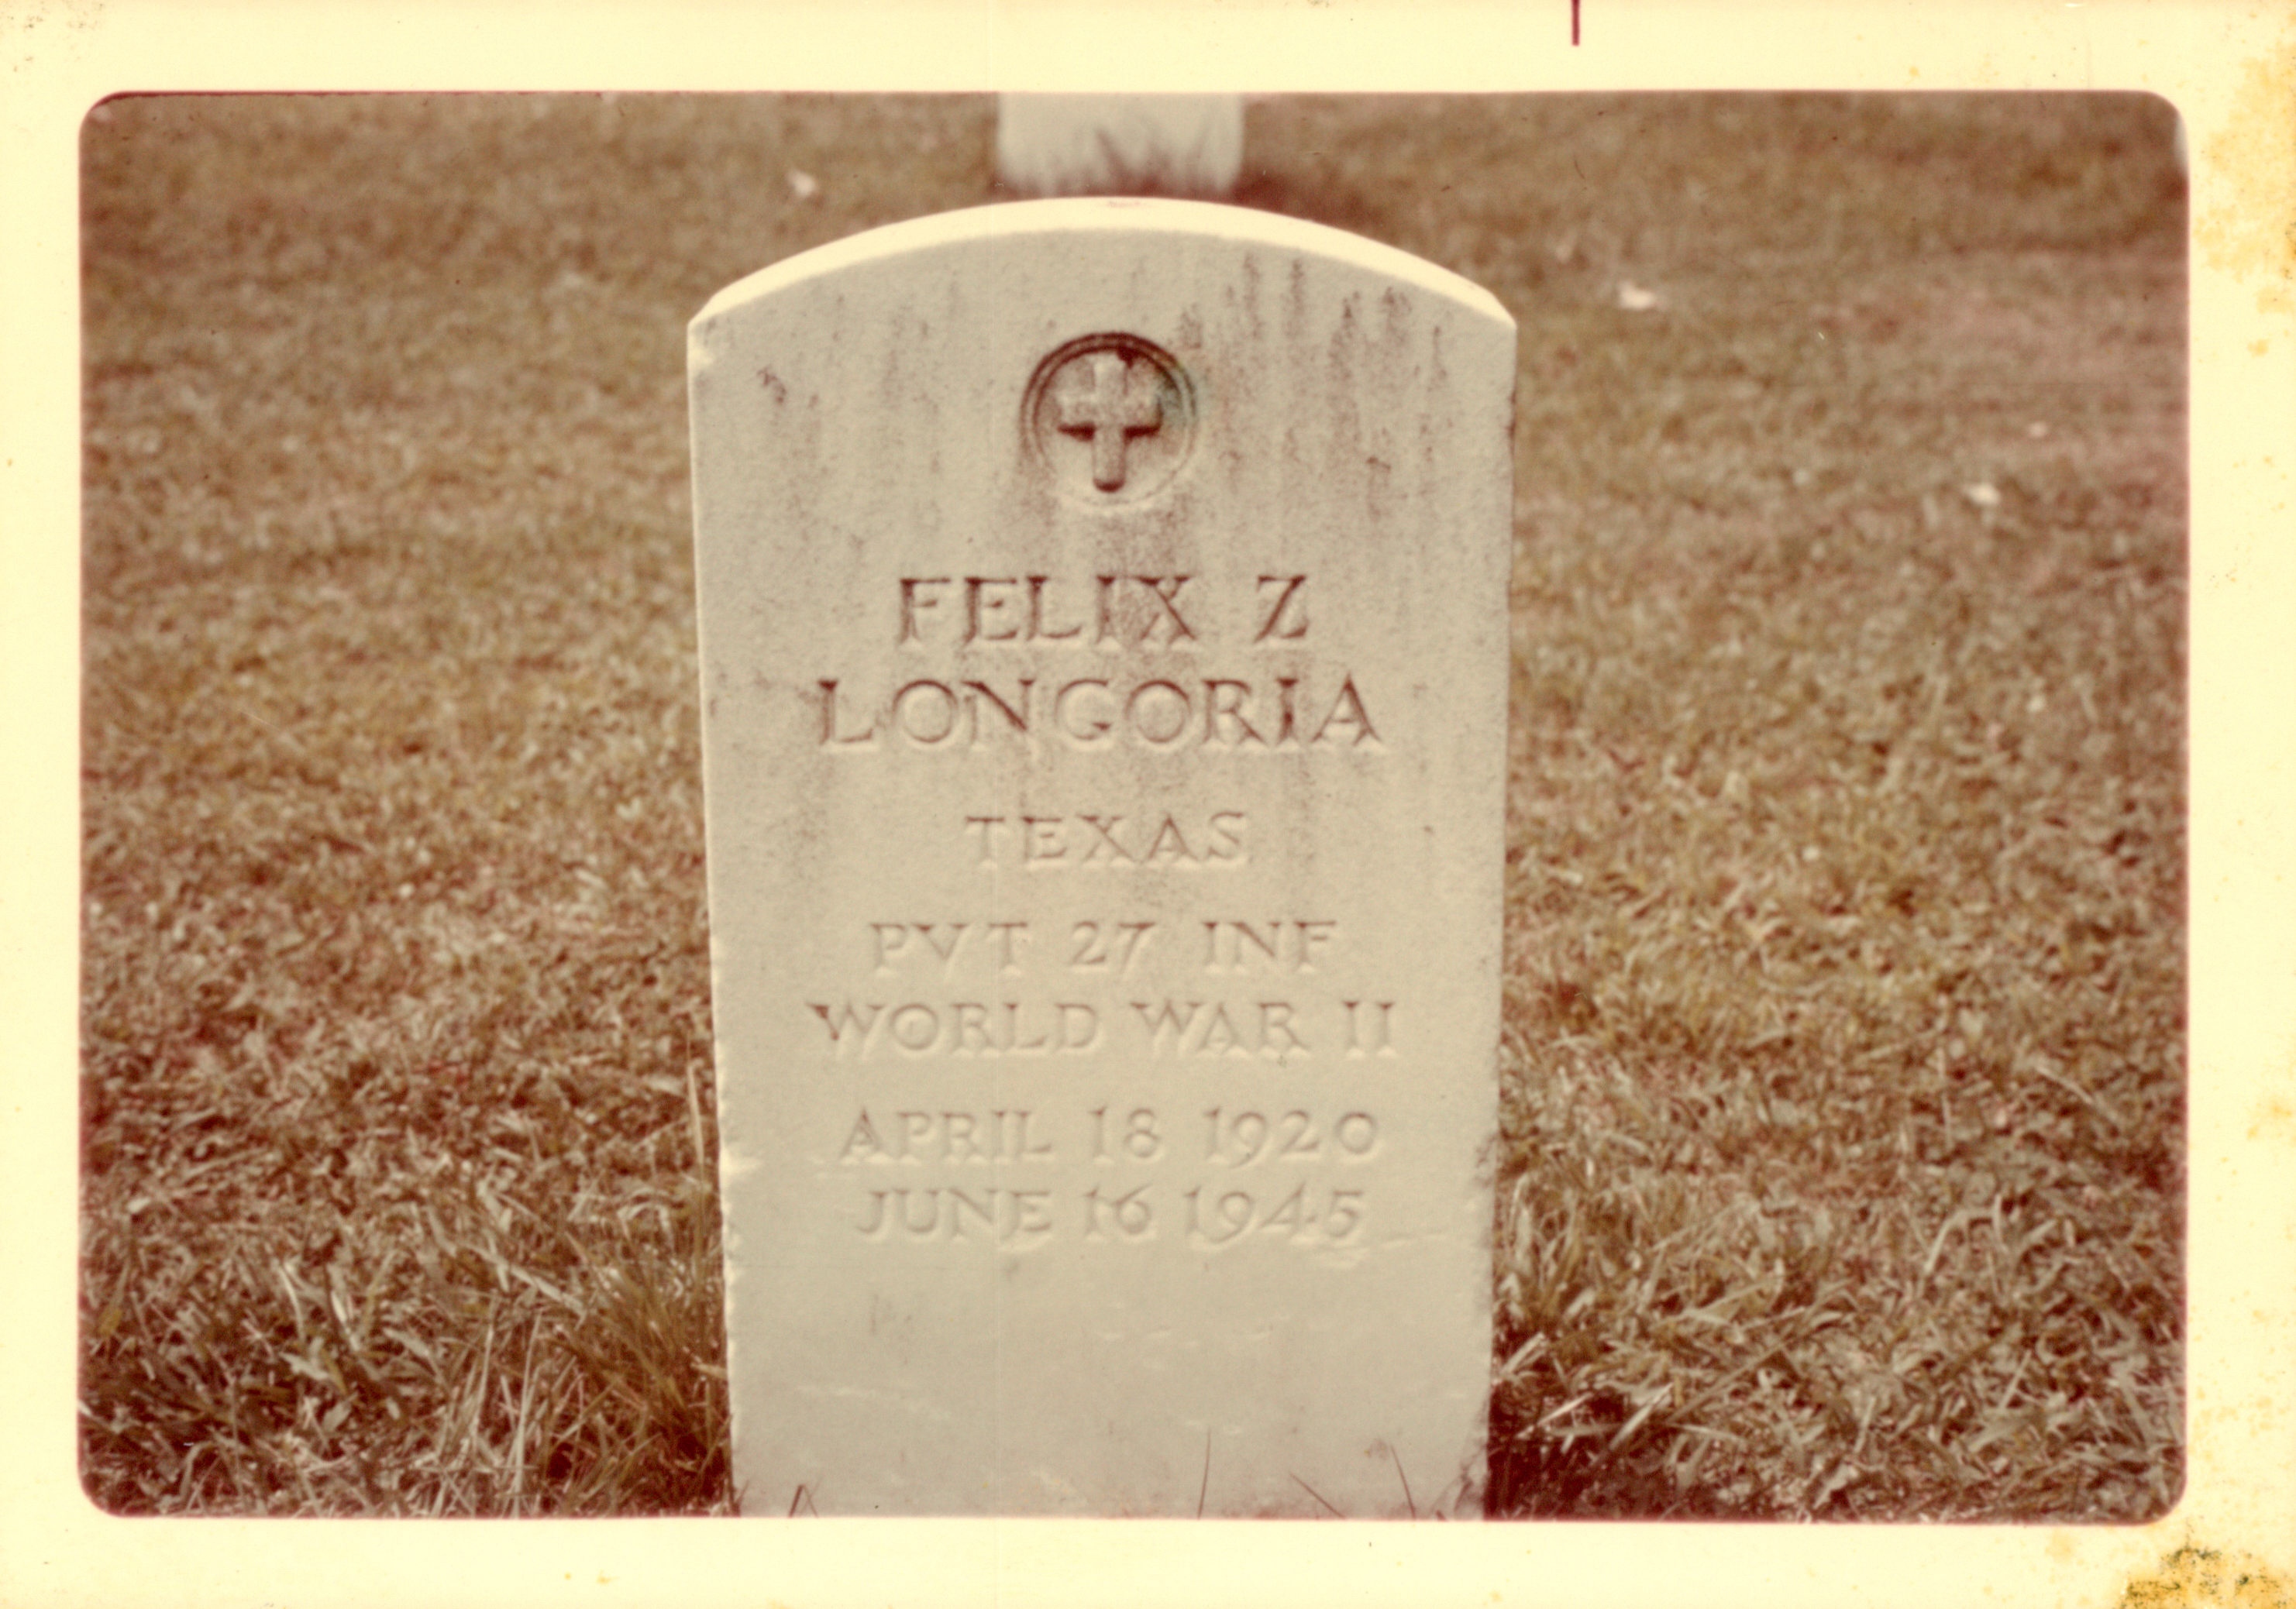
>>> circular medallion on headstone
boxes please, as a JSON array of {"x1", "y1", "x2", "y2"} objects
[{"x1": 1024, "y1": 334, "x2": 1196, "y2": 505}]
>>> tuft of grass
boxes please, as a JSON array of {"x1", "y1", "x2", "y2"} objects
[{"x1": 81, "y1": 92, "x2": 2182, "y2": 1519}]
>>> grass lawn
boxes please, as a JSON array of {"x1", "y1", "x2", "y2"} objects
[{"x1": 78, "y1": 92, "x2": 2185, "y2": 1520}]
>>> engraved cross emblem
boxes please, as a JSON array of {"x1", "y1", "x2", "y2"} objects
[{"x1": 1051, "y1": 350, "x2": 1165, "y2": 493}]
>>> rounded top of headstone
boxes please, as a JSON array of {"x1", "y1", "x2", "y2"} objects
[{"x1": 692, "y1": 198, "x2": 1513, "y2": 333}]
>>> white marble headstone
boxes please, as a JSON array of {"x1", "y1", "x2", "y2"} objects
[{"x1": 690, "y1": 198, "x2": 1514, "y2": 1517}]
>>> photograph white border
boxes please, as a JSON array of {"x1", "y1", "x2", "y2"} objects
[{"x1": 6, "y1": 3, "x2": 2289, "y2": 1605}]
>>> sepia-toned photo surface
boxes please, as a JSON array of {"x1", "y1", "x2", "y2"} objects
[{"x1": 77, "y1": 91, "x2": 2184, "y2": 1523}]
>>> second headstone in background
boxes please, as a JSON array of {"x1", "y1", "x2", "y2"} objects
[{"x1": 690, "y1": 198, "x2": 1514, "y2": 1516}]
